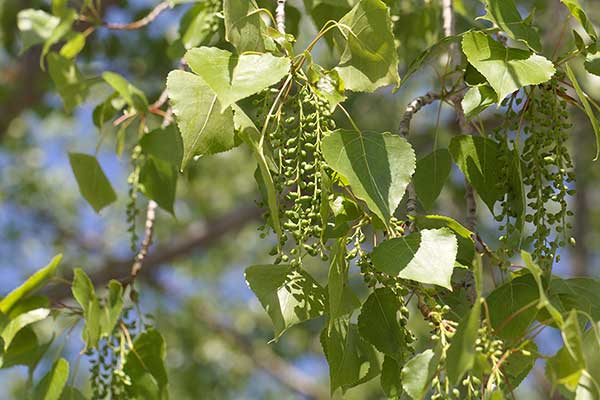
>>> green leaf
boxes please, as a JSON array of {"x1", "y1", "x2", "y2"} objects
[
  {"x1": 449, "y1": 135, "x2": 502, "y2": 214},
  {"x1": 100, "y1": 280, "x2": 123, "y2": 338},
  {"x1": 33, "y1": 358, "x2": 69, "y2": 400},
  {"x1": 547, "y1": 277, "x2": 600, "y2": 322},
  {"x1": 0, "y1": 254, "x2": 61, "y2": 314},
  {"x1": 139, "y1": 157, "x2": 178, "y2": 214},
  {"x1": 521, "y1": 251, "x2": 564, "y2": 327},
  {"x1": 462, "y1": 86, "x2": 497, "y2": 119},
  {"x1": 140, "y1": 126, "x2": 184, "y2": 168},
  {"x1": 223, "y1": 0, "x2": 273, "y2": 52},
  {"x1": 328, "y1": 239, "x2": 357, "y2": 323},
  {"x1": 1, "y1": 308, "x2": 50, "y2": 350},
  {"x1": 58, "y1": 387, "x2": 87, "y2": 400},
  {"x1": 17, "y1": 9, "x2": 60, "y2": 53},
  {"x1": 307, "y1": 64, "x2": 346, "y2": 111},
  {"x1": 560, "y1": 0, "x2": 596, "y2": 40},
  {"x1": 503, "y1": 340, "x2": 537, "y2": 388},
  {"x1": 321, "y1": 319, "x2": 380, "y2": 395},
  {"x1": 1, "y1": 327, "x2": 50, "y2": 369},
  {"x1": 245, "y1": 265, "x2": 326, "y2": 340},
  {"x1": 546, "y1": 310, "x2": 586, "y2": 391},
  {"x1": 124, "y1": 329, "x2": 168, "y2": 400},
  {"x1": 59, "y1": 33, "x2": 86, "y2": 59},
  {"x1": 41, "y1": 9, "x2": 76, "y2": 61},
  {"x1": 358, "y1": 287, "x2": 406, "y2": 357},
  {"x1": 401, "y1": 349, "x2": 439, "y2": 400},
  {"x1": 371, "y1": 228, "x2": 457, "y2": 290},
  {"x1": 167, "y1": 70, "x2": 236, "y2": 169},
  {"x1": 381, "y1": 356, "x2": 403, "y2": 399},
  {"x1": 480, "y1": 0, "x2": 542, "y2": 51},
  {"x1": 68, "y1": 153, "x2": 117, "y2": 213},
  {"x1": 233, "y1": 105, "x2": 282, "y2": 239},
  {"x1": 565, "y1": 63, "x2": 600, "y2": 160},
  {"x1": 185, "y1": 47, "x2": 290, "y2": 112},
  {"x1": 462, "y1": 31, "x2": 555, "y2": 101},
  {"x1": 334, "y1": 0, "x2": 400, "y2": 92},
  {"x1": 575, "y1": 323, "x2": 600, "y2": 398},
  {"x1": 584, "y1": 50, "x2": 600, "y2": 76},
  {"x1": 102, "y1": 71, "x2": 148, "y2": 112},
  {"x1": 402, "y1": 35, "x2": 462, "y2": 86},
  {"x1": 179, "y1": 3, "x2": 220, "y2": 50},
  {"x1": 47, "y1": 53, "x2": 89, "y2": 112},
  {"x1": 486, "y1": 274, "x2": 539, "y2": 341},
  {"x1": 71, "y1": 268, "x2": 101, "y2": 349},
  {"x1": 411, "y1": 215, "x2": 475, "y2": 266},
  {"x1": 321, "y1": 129, "x2": 416, "y2": 225},
  {"x1": 446, "y1": 299, "x2": 481, "y2": 385},
  {"x1": 413, "y1": 149, "x2": 452, "y2": 210}
]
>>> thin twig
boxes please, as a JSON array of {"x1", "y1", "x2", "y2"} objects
[
  {"x1": 131, "y1": 200, "x2": 157, "y2": 280},
  {"x1": 399, "y1": 91, "x2": 440, "y2": 230},
  {"x1": 105, "y1": 1, "x2": 171, "y2": 30},
  {"x1": 275, "y1": 0, "x2": 286, "y2": 34}
]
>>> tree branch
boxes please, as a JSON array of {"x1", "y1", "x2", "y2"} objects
[
  {"x1": 131, "y1": 200, "x2": 157, "y2": 281},
  {"x1": 104, "y1": 1, "x2": 172, "y2": 30},
  {"x1": 45, "y1": 205, "x2": 263, "y2": 301},
  {"x1": 275, "y1": 0, "x2": 287, "y2": 34}
]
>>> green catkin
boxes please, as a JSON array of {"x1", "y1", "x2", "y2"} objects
[
  {"x1": 522, "y1": 78, "x2": 574, "y2": 269},
  {"x1": 267, "y1": 84, "x2": 335, "y2": 262}
]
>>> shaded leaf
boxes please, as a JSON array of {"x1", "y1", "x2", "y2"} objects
[
  {"x1": 139, "y1": 125, "x2": 184, "y2": 168},
  {"x1": 446, "y1": 298, "x2": 481, "y2": 385},
  {"x1": 245, "y1": 265, "x2": 326, "y2": 340},
  {"x1": 381, "y1": 356, "x2": 403, "y2": 399},
  {"x1": 223, "y1": 0, "x2": 273, "y2": 52},
  {"x1": 413, "y1": 149, "x2": 452, "y2": 210},
  {"x1": 480, "y1": 0, "x2": 542, "y2": 51},
  {"x1": 321, "y1": 319, "x2": 380, "y2": 395},
  {"x1": 139, "y1": 157, "x2": 178, "y2": 214},
  {"x1": 449, "y1": 135, "x2": 502, "y2": 214},
  {"x1": 321, "y1": 129, "x2": 416, "y2": 226},
  {"x1": 560, "y1": 0, "x2": 596, "y2": 40},
  {"x1": 68, "y1": 153, "x2": 117, "y2": 213},
  {"x1": 33, "y1": 358, "x2": 69, "y2": 400},
  {"x1": 358, "y1": 288, "x2": 405, "y2": 357},
  {"x1": 371, "y1": 228, "x2": 457, "y2": 290},
  {"x1": 1, "y1": 308, "x2": 50, "y2": 350},
  {"x1": 71, "y1": 268, "x2": 101, "y2": 349},
  {"x1": 401, "y1": 349, "x2": 439, "y2": 400},
  {"x1": 462, "y1": 86, "x2": 497, "y2": 119},
  {"x1": 47, "y1": 53, "x2": 88, "y2": 112},
  {"x1": 334, "y1": 0, "x2": 400, "y2": 92},
  {"x1": 100, "y1": 280, "x2": 123, "y2": 338},
  {"x1": 124, "y1": 329, "x2": 168, "y2": 400},
  {"x1": 328, "y1": 239, "x2": 356, "y2": 323}
]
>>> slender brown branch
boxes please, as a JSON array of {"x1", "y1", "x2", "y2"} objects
[
  {"x1": 131, "y1": 200, "x2": 157, "y2": 280},
  {"x1": 105, "y1": 1, "x2": 172, "y2": 30}
]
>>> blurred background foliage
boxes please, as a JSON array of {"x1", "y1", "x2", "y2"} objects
[{"x1": 1, "y1": 0, "x2": 600, "y2": 398}]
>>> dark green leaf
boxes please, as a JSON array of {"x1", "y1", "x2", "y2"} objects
[
  {"x1": 462, "y1": 31, "x2": 555, "y2": 101},
  {"x1": 413, "y1": 149, "x2": 452, "y2": 210},
  {"x1": 33, "y1": 358, "x2": 69, "y2": 400},
  {"x1": 547, "y1": 277, "x2": 600, "y2": 322},
  {"x1": 321, "y1": 129, "x2": 416, "y2": 226},
  {"x1": 124, "y1": 329, "x2": 168, "y2": 400},
  {"x1": 100, "y1": 280, "x2": 123, "y2": 338},
  {"x1": 584, "y1": 50, "x2": 600, "y2": 76},
  {"x1": 0, "y1": 254, "x2": 61, "y2": 315},
  {"x1": 446, "y1": 298, "x2": 481, "y2": 385},
  {"x1": 1, "y1": 327, "x2": 50, "y2": 369},
  {"x1": 358, "y1": 287, "x2": 405, "y2": 357},
  {"x1": 328, "y1": 239, "x2": 355, "y2": 322},
  {"x1": 449, "y1": 135, "x2": 502, "y2": 214},
  {"x1": 486, "y1": 274, "x2": 539, "y2": 341},
  {"x1": 139, "y1": 157, "x2": 178, "y2": 214},
  {"x1": 245, "y1": 265, "x2": 326, "y2": 340},
  {"x1": 381, "y1": 356, "x2": 403, "y2": 399},
  {"x1": 565, "y1": 63, "x2": 600, "y2": 160},
  {"x1": 68, "y1": 153, "x2": 117, "y2": 213},
  {"x1": 184, "y1": 47, "x2": 290, "y2": 112},
  {"x1": 371, "y1": 228, "x2": 457, "y2": 289},
  {"x1": 139, "y1": 125, "x2": 184, "y2": 168},
  {"x1": 321, "y1": 319, "x2": 380, "y2": 394},
  {"x1": 223, "y1": 0, "x2": 274, "y2": 52},
  {"x1": 167, "y1": 70, "x2": 236, "y2": 169},
  {"x1": 335, "y1": 0, "x2": 400, "y2": 92}
]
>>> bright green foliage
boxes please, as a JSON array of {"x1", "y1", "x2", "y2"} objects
[
  {"x1": 0, "y1": 255, "x2": 61, "y2": 314},
  {"x1": 1, "y1": 308, "x2": 49, "y2": 350},
  {"x1": 446, "y1": 299, "x2": 481, "y2": 385},
  {"x1": 17, "y1": 9, "x2": 59, "y2": 53},
  {"x1": 184, "y1": 47, "x2": 290, "y2": 112},
  {"x1": 462, "y1": 31, "x2": 555, "y2": 101},
  {"x1": 47, "y1": 53, "x2": 88, "y2": 112},
  {"x1": 245, "y1": 265, "x2": 326, "y2": 339},
  {"x1": 401, "y1": 349, "x2": 439, "y2": 400},
  {"x1": 480, "y1": 0, "x2": 542, "y2": 51},
  {"x1": 223, "y1": 0, "x2": 273, "y2": 53},
  {"x1": 68, "y1": 153, "x2": 117, "y2": 213},
  {"x1": 322, "y1": 129, "x2": 415, "y2": 225},
  {"x1": 462, "y1": 85, "x2": 497, "y2": 118},
  {"x1": 167, "y1": 70, "x2": 236, "y2": 168},
  {"x1": 372, "y1": 228, "x2": 457, "y2": 289},
  {"x1": 413, "y1": 149, "x2": 452, "y2": 210},
  {"x1": 334, "y1": 0, "x2": 400, "y2": 92},
  {"x1": 71, "y1": 268, "x2": 101, "y2": 349},
  {"x1": 34, "y1": 358, "x2": 69, "y2": 400},
  {"x1": 560, "y1": 0, "x2": 597, "y2": 40}
]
